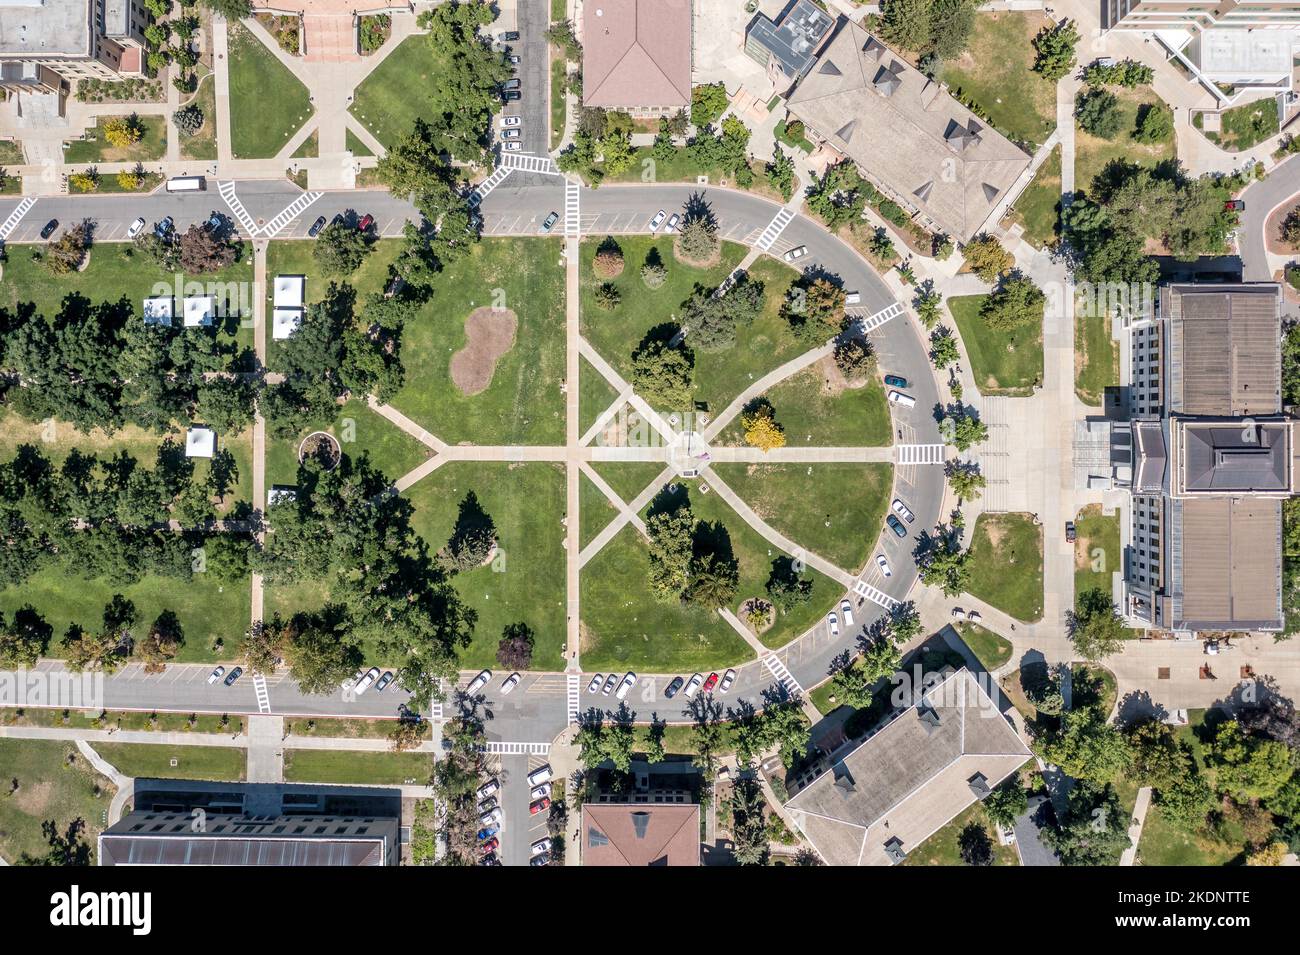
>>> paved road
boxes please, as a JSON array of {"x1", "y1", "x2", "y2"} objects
[
  {"x1": 1240, "y1": 154, "x2": 1300, "y2": 283},
  {"x1": 0, "y1": 177, "x2": 945, "y2": 746}
]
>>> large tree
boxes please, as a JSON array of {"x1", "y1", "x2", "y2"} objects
[{"x1": 1068, "y1": 587, "x2": 1128, "y2": 660}]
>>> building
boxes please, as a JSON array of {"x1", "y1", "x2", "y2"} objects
[
  {"x1": 743, "y1": 0, "x2": 835, "y2": 94},
  {"x1": 1111, "y1": 283, "x2": 1294, "y2": 636},
  {"x1": 184, "y1": 426, "x2": 215, "y2": 459},
  {"x1": 0, "y1": 0, "x2": 148, "y2": 97},
  {"x1": 98, "y1": 779, "x2": 401, "y2": 866},
  {"x1": 1105, "y1": 1, "x2": 1300, "y2": 105},
  {"x1": 581, "y1": 0, "x2": 692, "y2": 116},
  {"x1": 182, "y1": 295, "x2": 216, "y2": 328},
  {"x1": 272, "y1": 274, "x2": 305, "y2": 340},
  {"x1": 785, "y1": 20, "x2": 1031, "y2": 242},
  {"x1": 784, "y1": 668, "x2": 1031, "y2": 866},
  {"x1": 142, "y1": 295, "x2": 173, "y2": 327},
  {"x1": 581, "y1": 802, "x2": 700, "y2": 865}
]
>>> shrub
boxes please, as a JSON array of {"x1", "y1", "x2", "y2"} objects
[
  {"x1": 102, "y1": 115, "x2": 144, "y2": 148},
  {"x1": 962, "y1": 233, "x2": 1013, "y2": 282},
  {"x1": 833, "y1": 334, "x2": 875, "y2": 381},
  {"x1": 1134, "y1": 102, "x2": 1173, "y2": 143},
  {"x1": 68, "y1": 170, "x2": 100, "y2": 193},
  {"x1": 593, "y1": 283, "x2": 621, "y2": 310},
  {"x1": 1075, "y1": 89, "x2": 1123, "y2": 140},
  {"x1": 640, "y1": 262, "x2": 667, "y2": 288},
  {"x1": 359, "y1": 14, "x2": 391, "y2": 54},
  {"x1": 593, "y1": 240, "x2": 624, "y2": 278},
  {"x1": 173, "y1": 103, "x2": 204, "y2": 137}
]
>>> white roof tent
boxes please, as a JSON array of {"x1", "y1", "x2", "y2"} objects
[
  {"x1": 143, "y1": 296, "x2": 174, "y2": 327},
  {"x1": 273, "y1": 274, "x2": 306, "y2": 309},
  {"x1": 272, "y1": 306, "x2": 303, "y2": 341},
  {"x1": 183, "y1": 295, "x2": 217, "y2": 328},
  {"x1": 185, "y1": 427, "x2": 216, "y2": 459}
]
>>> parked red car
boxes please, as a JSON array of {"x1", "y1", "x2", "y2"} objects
[
  {"x1": 703, "y1": 672, "x2": 719, "y2": 692},
  {"x1": 357, "y1": 214, "x2": 375, "y2": 232},
  {"x1": 480, "y1": 837, "x2": 499, "y2": 853},
  {"x1": 529, "y1": 797, "x2": 551, "y2": 815}
]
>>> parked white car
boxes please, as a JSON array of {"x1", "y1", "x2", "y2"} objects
[
  {"x1": 665, "y1": 213, "x2": 680, "y2": 232},
  {"x1": 586, "y1": 674, "x2": 603, "y2": 693},
  {"x1": 531, "y1": 838, "x2": 551, "y2": 857},
  {"x1": 477, "y1": 779, "x2": 499, "y2": 800},
  {"x1": 648, "y1": 209, "x2": 667, "y2": 231},
  {"x1": 127, "y1": 216, "x2": 146, "y2": 239},
  {"x1": 500, "y1": 672, "x2": 521, "y2": 695},
  {"x1": 354, "y1": 666, "x2": 380, "y2": 695},
  {"x1": 207, "y1": 666, "x2": 224, "y2": 685},
  {"x1": 892, "y1": 498, "x2": 916, "y2": 523},
  {"x1": 527, "y1": 765, "x2": 552, "y2": 786},
  {"x1": 876, "y1": 554, "x2": 892, "y2": 578},
  {"x1": 502, "y1": 141, "x2": 522, "y2": 152},
  {"x1": 827, "y1": 611, "x2": 840, "y2": 636},
  {"x1": 466, "y1": 669, "x2": 491, "y2": 695},
  {"x1": 478, "y1": 807, "x2": 502, "y2": 826},
  {"x1": 840, "y1": 599, "x2": 854, "y2": 628},
  {"x1": 682, "y1": 672, "x2": 704, "y2": 699},
  {"x1": 502, "y1": 115, "x2": 522, "y2": 128},
  {"x1": 967, "y1": 610, "x2": 982, "y2": 623},
  {"x1": 529, "y1": 782, "x2": 551, "y2": 800},
  {"x1": 719, "y1": 668, "x2": 736, "y2": 693},
  {"x1": 783, "y1": 245, "x2": 808, "y2": 262},
  {"x1": 501, "y1": 127, "x2": 521, "y2": 140},
  {"x1": 615, "y1": 671, "x2": 636, "y2": 700}
]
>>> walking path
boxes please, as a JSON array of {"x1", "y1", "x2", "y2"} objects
[
  {"x1": 1120, "y1": 786, "x2": 1153, "y2": 866},
  {"x1": 0, "y1": 723, "x2": 440, "y2": 753}
]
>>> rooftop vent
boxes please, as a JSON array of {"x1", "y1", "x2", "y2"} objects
[
  {"x1": 587, "y1": 827, "x2": 609, "y2": 848},
  {"x1": 968, "y1": 772, "x2": 991, "y2": 798},
  {"x1": 818, "y1": 58, "x2": 842, "y2": 77},
  {"x1": 883, "y1": 836, "x2": 907, "y2": 864},
  {"x1": 631, "y1": 811, "x2": 650, "y2": 840},
  {"x1": 913, "y1": 180, "x2": 934, "y2": 202},
  {"x1": 918, "y1": 704, "x2": 942, "y2": 733},
  {"x1": 834, "y1": 118, "x2": 856, "y2": 143},
  {"x1": 982, "y1": 182, "x2": 1000, "y2": 203},
  {"x1": 872, "y1": 61, "x2": 904, "y2": 96}
]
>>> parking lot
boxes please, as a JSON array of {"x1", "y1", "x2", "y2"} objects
[{"x1": 483, "y1": 753, "x2": 553, "y2": 866}]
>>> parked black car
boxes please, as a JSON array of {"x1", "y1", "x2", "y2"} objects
[
  {"x1": 308, "y1": 215, "x2": 327, "y2": 237},
  {"x1": 40, "y1": 219, "x2": 58, "y2": 239}
]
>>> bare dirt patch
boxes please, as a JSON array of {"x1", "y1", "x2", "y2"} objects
[
  {"x1": 817, "y1": 354, "x2": 869, "y2": 397},
  {"x1": 1266, "y1": 196, "x2": 1300, "y2": 255},
  {"x1": 450, "y1": 307, "x2": 518, "y2": 396},
  {"x1": 981, "y1": 514, "x2": 1011, "y2": 550},
  {"x1": 12, "y1": 780, "x2": 53, "y2": 815}
]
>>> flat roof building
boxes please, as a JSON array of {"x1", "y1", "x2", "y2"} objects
[
  {"x1": 183, "y1": 295, "x2": 216, "y2": 328},
  {"x1": 581, "y1": 0, "x2": 692, "y2": 116},
  {"x1": 744, "y1": 0, "x2": 835, "y2": 93},
  {"x1": 0, "y1": 0, "x2": 148, "y2": 96},
  {"x1": 185, "y1": 426, "x2": 215, "y2": 459},
  {"x1": 142, "y1": 295, "x2": 173, "y2": 327},
  {"x1": 784, "y1": 21, "x2": 1031, "y2": 242}
]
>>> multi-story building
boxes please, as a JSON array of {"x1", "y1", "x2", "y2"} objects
[
  {"x1": 0, "y1": 0, "x2": 148, "y2": 97},
  {"x1": 1105, "y1": 1, "x2": 1300, "y2": 105},
  {"x1": 743, "y1": 0, "x2": 835, "y2": 96},
  {"x1": 581, "y1": 0, "x2": 692, "y2": 117},
  {"x1": 1104, "y1": 283, "x2": 1295, "y2": 637}
]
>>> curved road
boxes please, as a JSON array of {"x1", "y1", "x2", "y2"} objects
[{"x1": 0, "y1": 174, "x2": 946, "y2": 746}]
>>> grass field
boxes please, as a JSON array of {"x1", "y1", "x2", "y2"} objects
[
  {"x1": 284, "y1": 749, "x2": 434, "y2": 785},
  {"x1": 580, "y1": 470, "x2": 618, "y2": 550},
  {"x1": 581, "y1": 240, "x2": 816, "y2": 414},
  {"x1": 709, "y1": 462, "x2": 893, "y2": 574},
  {"x1": 589, "y1": 461, "x2": 669, "y2": 504},
  {"x1": 953, "y1": 621, "x2": 1014, "y2": 672},
  {"x1": 903, "y1": 799, "x2": 1021, "y2": 866},
  {"x1": 94, "y1": 742, "x2": 247, "y2": 781},
  {"x1": 64, "y1": 114, "x2": 167, "y2": 165},
  {"x1": 947, "y1": 294, "x2": 1043, "y2": 396},
  {"x1": 0, "y1": 140, "x2": 23, "y2": 164},
  {"x1": 180, "y1": 75, "x2": 218, "y2": 161},
  {"x1": 1075, "y1": 308, "x2": 1118, "y2": 406},
  {"x1": 349, "y1": 35, "x2": 449, "y2": 150},
  {"x1": 0, "y1": 565, "x2": 251, "y2": 662},
  {"x1": 550, "y1": 57, "x2": 566, "y2": 151},
  {"x1": 942, "y1": 12, "x2": 1057, "y2": 148},
  {"x1": 716, "y1": 359, "x2": 892, "y2": 448},
  {"x1": 1076, "y1": 87, "x2": 1177, "y2": 199},
  {"x1": 291, "y1": 129, "x2": 318, "y2": 159},
  {"x1": 580, "y1": 355, "x2": 620, "y2": 436},
  {"x1": 3, "y1": 708, "x2": 242, "y2": 734},
  {"x1": 228, "y1": 24, "x2": 313, "y2": 159},
  {"x1": 406, "y1": 462, "x2": 568, "y2": 670},
  {"x1": 0, "y1": 740, "x2": 113, "y2": 864},
  {"x1": 346, "y1": 128, "x2": 374, "y2": 157},
  {"x1": 1073, "y1": 504, "x2": 1121, "y2": 605},
  {"x1": 1194, "y1": 96, "x2": 1279, "y2": 152},
  {"x1": 967, "y1": 512, "x2": 1044, "y2": 622},
  {"x1": 1009, "y1": 144, "x2": 1061, "y2": 249},
  {"x1": 264, "y1": 397, "x2": 431, "y2": 490},
  {"x1": 579, "y1": 524, "x2": 753, "y2": 671}
]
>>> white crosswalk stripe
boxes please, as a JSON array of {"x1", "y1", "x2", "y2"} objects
[
  {"x1": 753, "y1": 206, "x2": 795, "y2": 252},
  {"x1": 896, "y1": 443, "x2": 947, "y2": 465},
  {"x1": 763, "y1": 654, "x2": 804, "y2": 698},
  {"x1": 253, "y1": 674, "x2": 271, "y2": 714},
  {"x1": 564, "y1": 178, "x2": 581, "y2": 238},
  {"x1": 499, "y1": 152, "x2": 559, "y2": 176},
  {"x1": 566, "y1": 673, "x2": 580, "y2": 725},
  {"x1": 218, "y1": 181, "x2": 259, "y2": 237},
  {"x1": 0, "y1": 197, "x2": 36, "y2": 240},
  {"x1": 260, "y1": 190, "x2": 323, "y2": 238},
  {"x1": 854, "y1": 301, "x2": 905, "y2": 333},
  {"x1": 479, "y1": 741, "x2": 551, "y2": 755},
  {"x1": 854, "y1": 580, "x2": 900, "y2": 610},
  {"x1": 468, "y1": 165, "x2": 512, "y2": 207}
]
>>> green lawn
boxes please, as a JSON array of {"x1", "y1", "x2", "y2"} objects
[
  {"x1": 94, "y1": 743, "x2": 246, "y2": 781},
  {"x1": 0, "y1": 564, "x2": 251, "y2": 663},
  {"x1": 1073, "y1": 504, "x2": 1120, "y2": 604},
  {"x1": 284, "y1": 749, "x2": 433, "y2": 785},
  {"x1": 774, "y1": 119, "x2": 814, "y2": 153},
  {"x1": 179, "y1": 75, "x2": 218, "y2": 161},
  {"x1": 903, "y1": 798, "x2": 1021, "y2": 866},
  {"x1": 581, "y1": 241, "x2": 825, "y2": 416},
  {"x1": 580, "y1": 469, "x2": 618, "y2": 550},
  {"x1": 589, "y1": 461, "x2": 668, "y2": 504},
  {"x1": 228, "y1": 24, "x2": 314, "y2": 159},
  {"x1": 1194, "y1": 97, "x2": 1279, "y2": 152},
  {"x1": 291, "y1": 129, "x2": 318, "y2": 159},
  {"x1": 550, "y1": 56, "x2": 566, "y2": 151},
  {"x1": 265, "y1": 397, "x2": 431, "y2": 490},
  {"x1": 953, "y1": 621, "x2": 1013, "y2": 671},
  {"x1": 393, "y1": 238, "x2": 567, "y2": 445},
  {"x1": 3, "y1": 708, "x2": 242, "y2": 734},
  {"x1": 0, "y1": 740, "x2": 113, "y2": 864},
  {"x1": 967, "y1": 513, "x2": 1044, "y2": 622},
  {"x1": 580, "y1": 355, "x2": 620, "y2": 436},
  {"x1": 941, "y1": 12, "x2": 1057, "y2": 148},
  {"x1": 580, "y1": 524, "x2": 753, "y2": 671},
  {"x1": 1076, "y1": 87, "x2": 1177, "y2": 199},
  {"x1": 405, "y1": 462, "x2": 568, "y2": 671},
  {"x1": 716, "y1": 361, "x2": 892, "y2": 447},
  {"x1": 709, "y1": 462, "x2": 893, "y2": 574},
  {"x1": 0, "y1": 140, "x2": 23, "y2": 164},
  {"x1": 345, "y1": 128, "x2": 374, "y2": 157},
  {"x1": 1010, "y1": 144, "x2": 1061, "y2": 249},
  {"x1": 64, "y1": 114, "x2": 167, "y2": 165},
  {"x1": 1075, "y1": 308, "x2": 1118, "y2": 406},
  {"x1": 350, "y1": 35, "x2": 450, "y2": 150},
  {"x1": 947, "y1": 294, "x2": 1043, "y2": 396}
]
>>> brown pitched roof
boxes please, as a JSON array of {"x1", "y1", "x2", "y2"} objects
[
  {"x1": 581, "y1": 803, "x2": 700, "y2": 865},
  {"x1": 581, "y1": 0, "x2": 692, "y2": 110}
]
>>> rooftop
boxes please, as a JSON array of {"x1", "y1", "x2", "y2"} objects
[
  {"x1": 746, "y1": 0, "x2": 835, "y2": 79},
  {"x1": 785, "y1": 21, "x2": 1030, "y2": 242},
  {"x1": 1178, "y1": 420, "x2": 1291, "y2": 494},
  {"x1": 185, "y1": 427, "x2": 215, "y2": 459},
  {"x1": 1173, "y1": 496, "x2": 1282, "y2": 631},
  {"x1": 785, "y1": 668, "x2": 1030, "y2": 866},
  {"x1": 0, "y1": 0, "x2": 92, "y2": 59},
  {"x1": 581, "y1": 802, "x2": 700, "y2": 865},
  {"x1": 582, "y1": 0, "x2": 692, "y2": 110}
]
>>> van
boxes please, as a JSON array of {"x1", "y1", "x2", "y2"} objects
[
  {"x1": 527, "y1": 765, "x2": 552, "y2": 787},
  {"x1": 888, "y1": 390, "x2": 916, "y2": 408}
]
